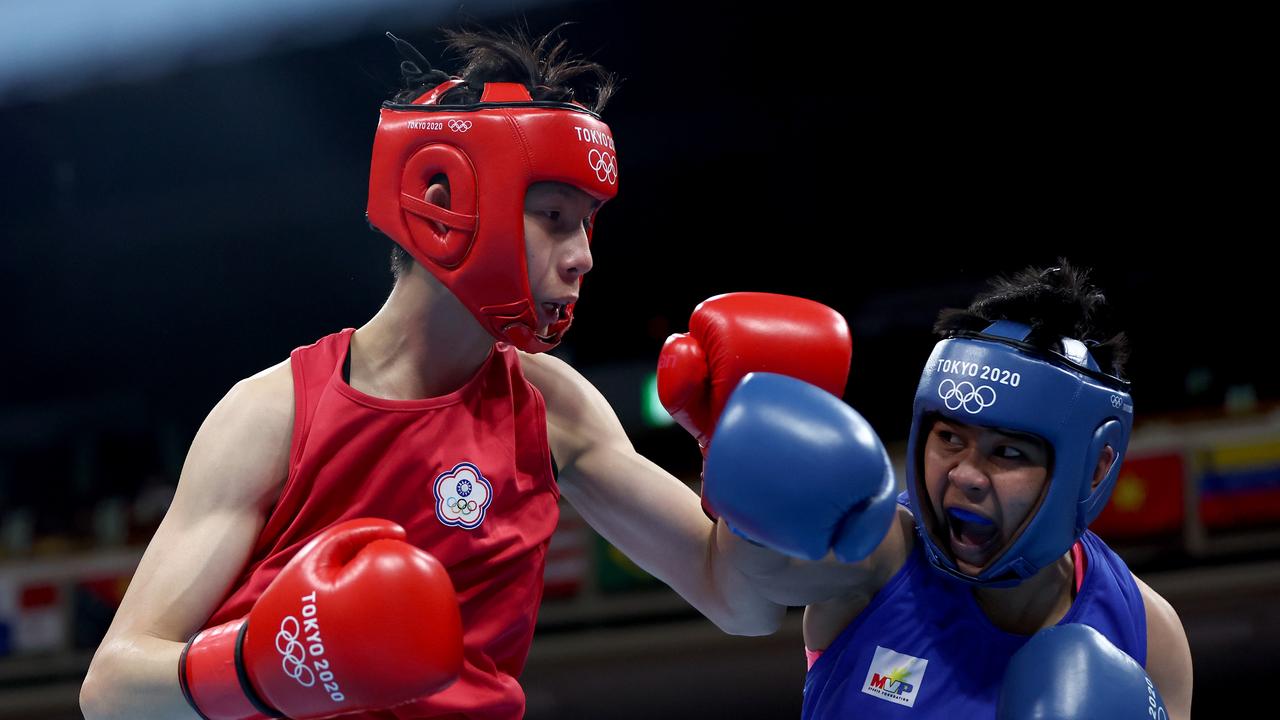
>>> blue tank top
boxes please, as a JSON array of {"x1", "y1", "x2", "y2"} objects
[{"x1": 802, "y1": 521, "x2": 1146, "y2": 719}]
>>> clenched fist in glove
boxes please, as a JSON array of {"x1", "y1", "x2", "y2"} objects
[
  {"x1": 180, "y1": 518, "x2": 464, "y2": 720},
  {"x1": 657, "y1": 292, "x2": 852, "y2": 517}
]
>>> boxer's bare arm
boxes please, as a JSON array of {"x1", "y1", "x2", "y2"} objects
[
  {"x1": 1136, "y1": 576, "x2": 1194, "y2": 720},
  {"x1": 725, "y1": 504, "x2": 911, "y2": 608},
  {"x1": 80, "y1": 360, "x2": 293, "y2": 720},
  {"x1": 764, "y1": 507, "x2": 910, "y2": 651},
  {"x1": 522, "y1": 353, "x2": 894, "y2": 634},
  {"x1": 520, "y1": 352, "x2": 782, "y2": 634}
]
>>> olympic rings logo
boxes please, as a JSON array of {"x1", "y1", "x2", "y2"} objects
[
  {"x1": 588, "y1": 149, "x2": 617, "y2": 184},
  {"x1": 276, "y1": 616, "x2": 316, "y2": 688},
  {"x1": 448, "y1": 120, "x2": 472, "y2": 132},
  {"x1": 448, "y1": 497, "x2": 479, "y2": 514},
  {"x1": 938, "y1": 379, "x2": 997, "y2": 415}
]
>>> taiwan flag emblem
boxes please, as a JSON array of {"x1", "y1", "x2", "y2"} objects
[{"x1": 434, "y1": 462, "x2": 494, "y2": 530}]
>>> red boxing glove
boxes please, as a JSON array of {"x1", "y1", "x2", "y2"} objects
[
  {"x1": 657, "y1": 293, "x2": 853, "y2": 514},
  {"x1": 180, "y1": 518, "x2": 464, "y2": 720}
]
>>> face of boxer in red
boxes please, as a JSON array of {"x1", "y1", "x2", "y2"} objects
[
  {"x1": 367, "y1": 79, "x2": 618, "y2": 353},
  {"x1": 522, "y1": 181, "x2": 601, "y2": 338},
  {"x1": 921, "y1": 417, "x2": 1052, "y2": 576}
]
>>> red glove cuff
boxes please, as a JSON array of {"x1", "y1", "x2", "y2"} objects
[{"x1": 179, "y1": 618, "x2": 277, "y2": 720}]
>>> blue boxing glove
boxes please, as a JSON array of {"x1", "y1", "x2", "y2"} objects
[
  {"x1": 998, "y1": 624, "x2": 1167, "y2": 720},
  {"x1": 703, "y1": 372, "x2": 896, "y2": 562}
]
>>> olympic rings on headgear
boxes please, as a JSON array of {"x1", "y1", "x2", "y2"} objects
[
  {"x1": 588, "y1": 149, "x2": 617, "y2": 185},
  {"x1": 937, "y1": 379, "x2": 997, "y2": 414}
]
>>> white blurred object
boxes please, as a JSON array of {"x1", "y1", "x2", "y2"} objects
[
  {"x1": 0, "y1": 509, "x2": 34, "y2": 556},
  {"x1": 15, "y1": 598, "x2": 65, "y2": 654},
  {"x1": 0, "y1": 0, "x2": 537, "y2": 104},
  {"x1": 92, "y1": 497, "x2": 129, "y2": 547}
]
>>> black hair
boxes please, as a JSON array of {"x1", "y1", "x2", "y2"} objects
[
  {"x1": 933, "y1": 259, "x2": 1130, "y2": 379},
  {"x1": 383, "y1": 24, "x2": 620, "y2": 281}
]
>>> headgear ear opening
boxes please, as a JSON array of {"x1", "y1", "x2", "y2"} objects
[
  {"x1": 1081, "y1": 419, "x2": 1127, "y2": 527},
  {"x1": 398, "y1": 144, "x2": 478, "y2": 269}
]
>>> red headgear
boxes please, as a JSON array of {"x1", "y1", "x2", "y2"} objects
[{"x1": 367, "y1": 78, "x2": 619, "y2": 352}]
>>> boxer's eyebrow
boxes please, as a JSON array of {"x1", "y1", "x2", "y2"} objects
[
  {"x1": 542, "y1": 184, "x2": 602, "y2": 210},
  {"x1": 993, "y1": 427, "x2": 1047, "y2": 449}
]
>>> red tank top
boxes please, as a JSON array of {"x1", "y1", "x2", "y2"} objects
[{"x1": 203, "y1": 328, "x2": 559, "y2": 719}]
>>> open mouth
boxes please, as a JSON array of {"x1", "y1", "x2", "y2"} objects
[
  {"x1": 536, "y1": 302, "x2": 570, "y2": 337},
  {"x1": 945, "y1": 507, "x2": 1002, "y2": 564},
  {"x1": 540, "y1": 302, "x2": 568, "y2": 323}
]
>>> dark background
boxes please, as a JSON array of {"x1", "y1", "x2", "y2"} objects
[
  {"x1": 2, "y1": 4, "x2": 1270, "y2": 436},
  {"x1": 0, "y1": 2, "x2": 1272, "y2": 718}
]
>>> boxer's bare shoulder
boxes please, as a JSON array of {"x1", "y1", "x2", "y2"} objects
[
  {"x1": 803, "y1": 504, "x2": 916, "y2": 651},
  {"x1": 517, "y1": 350, "x2": 626, "y2": 468},
  {"x1": 186, "y1": 359, "x2": 295, "y2": 510},
  {"x1": 1134, "y1": 575, "x2": 1193, "y2": 720},
  {"x1": 92, "y1": 360, "x2": 293, "y2": 650},
  {"x1": 216, "y1": 358, "x2": 295, "y2": 503},
  {"x1": 515, "y1": 350, "x2": 577, "y2": 409}
]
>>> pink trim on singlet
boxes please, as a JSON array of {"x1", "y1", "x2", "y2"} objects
[
  {"x1": 1071, "y1": 539, "x2": 1087, "y2": 594},
  {"x1": 804, "y1": 541, "x2": 1089, "y2": 671}
]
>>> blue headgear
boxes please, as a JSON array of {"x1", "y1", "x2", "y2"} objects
[{"x1": 904, "y1": 320, "x2": 1133, "y2": 587}]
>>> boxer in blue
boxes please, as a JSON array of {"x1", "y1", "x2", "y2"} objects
[{"x1": 702, "y1": 262, "x2": 1192, "y2": 718}]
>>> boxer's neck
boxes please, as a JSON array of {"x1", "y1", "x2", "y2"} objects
[
  {"x1": 971, "y1": 552, "x2": 1076, "y2": 636},
  {"x1": 351, "y1": 262, "x2": 495, "y2": 400}
]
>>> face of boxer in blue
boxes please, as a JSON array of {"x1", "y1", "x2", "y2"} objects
[
  {"x1": 921, "y1": 417, "x2": 1052, "y2": 576},
  {"x1": 907, "y1": 320, "x2": 1132, "y2": 587}
]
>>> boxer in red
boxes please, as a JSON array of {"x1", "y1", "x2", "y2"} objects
[{"x1": 79, "y1": 26, "x2": 835, "y2": 720}]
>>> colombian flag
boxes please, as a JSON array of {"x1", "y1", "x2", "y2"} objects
[{"x1": 1200, "y1": 439, "x2": 1280, "y2": 529}]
